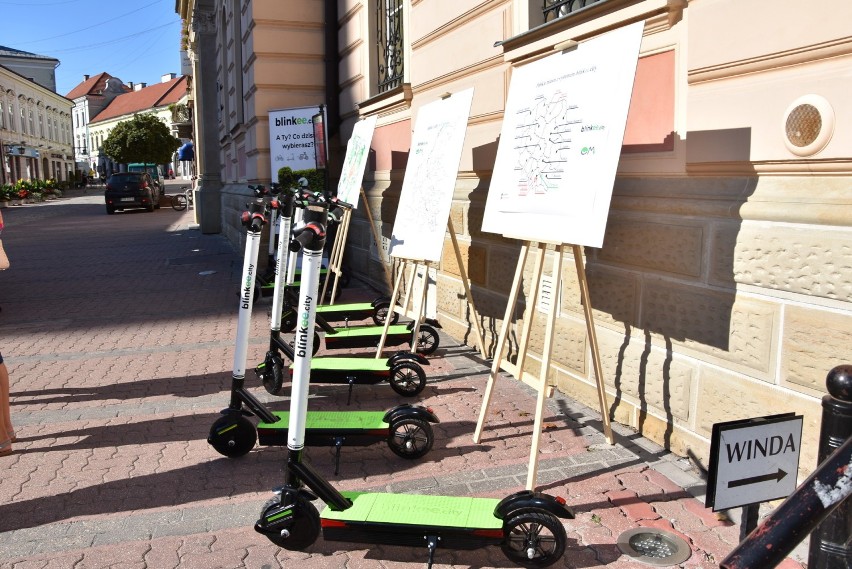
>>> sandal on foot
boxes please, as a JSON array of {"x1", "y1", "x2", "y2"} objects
[{"x1": 0, "y1": 445, "x2": 12, "y2": 457}]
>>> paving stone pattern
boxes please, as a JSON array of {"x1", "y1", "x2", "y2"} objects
[{"x1": 0, "y1": 185, "x2": 807, "y2": 568}]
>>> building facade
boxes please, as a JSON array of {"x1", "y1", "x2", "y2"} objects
[
  {"x1": 85, "y1": 75, "x2": 189, "y2": 177},
  {"x1": 178, "y1": 0, "x2": 852, "y2": 481},
  {"x1": 66, "y1": 73, "x2": 130, "y2": 176},
  {"x1": 0, "y1": 63, "x2": 73, "y2": 185}
]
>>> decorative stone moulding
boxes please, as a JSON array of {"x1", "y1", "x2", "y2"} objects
[{"x1": 783, "y1": 94, "x2": 835, "y2": 157}]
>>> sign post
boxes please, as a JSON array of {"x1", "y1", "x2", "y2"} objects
[{"x1": 706, "y1": 413, "x2": 803, "y2": 536}]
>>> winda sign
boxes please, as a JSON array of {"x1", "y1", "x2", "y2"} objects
[{"x1": 706, "y1": 413, "x2": 803, "y2": 511}]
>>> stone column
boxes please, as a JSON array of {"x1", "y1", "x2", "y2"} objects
[{"x1": 190, "y1": 2, "x2": 222, "y2": 234}]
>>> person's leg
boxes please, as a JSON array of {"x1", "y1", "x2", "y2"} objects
[{"x1": 0, "y1": 355, "x2": 13, "y2": 453}]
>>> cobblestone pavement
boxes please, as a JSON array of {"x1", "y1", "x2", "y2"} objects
[{"x1": 0, "y1": 184, "x2": 807, "y2": 568}]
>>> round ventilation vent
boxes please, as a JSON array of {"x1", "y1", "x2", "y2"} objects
[{"x1": 783, "y1": 95, "x2": 834, "y2": 157}]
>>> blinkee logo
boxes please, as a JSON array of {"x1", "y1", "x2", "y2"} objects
[
  {"x1": 296, "y1": 295, "x2": 314, "y2": 357},
  {"x1": 241, "y1": 264, "x2": 255, "y2": 309},
  {"x1": 275, "y1": 116, "x2": 309, "y2": 126}
]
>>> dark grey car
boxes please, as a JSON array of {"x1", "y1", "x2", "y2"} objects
[{"x1": 104, "y1": 172, "x2": 161, "y2": 214}]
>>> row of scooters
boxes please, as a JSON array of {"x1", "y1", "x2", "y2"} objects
[{"x1": 208, "y1": 183, "x2": 575, "y2": 568}]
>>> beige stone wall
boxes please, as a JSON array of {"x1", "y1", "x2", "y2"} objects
[{"x1": 338, "y1": 0, "x2": 852, "y2": 483}]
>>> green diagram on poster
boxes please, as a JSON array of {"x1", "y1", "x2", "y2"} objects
[
  {"x1": 336, "y1": 115, "x2": 378, "y2": 208},
  {"x1": 481, "y1": 22, "x2": 644, "y2": 247},
  {"x1": 389, "y1": 88, "x2": 474, "y2": 262}
]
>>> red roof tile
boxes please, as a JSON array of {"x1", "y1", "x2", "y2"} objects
[
  {"x1": 89, "y1": 76, "x2": 188, "y2": 124},
  {"x1": 64, "y1": 72, "x2": 130, "y2": 100}
]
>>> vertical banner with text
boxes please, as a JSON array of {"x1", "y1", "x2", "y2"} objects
[{"x1": 268, "y1": 105, "x2": 324, "y2": 181}]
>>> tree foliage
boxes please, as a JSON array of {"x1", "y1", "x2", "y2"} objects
[{"x1": 101, "y1": 113, "x2": 181, "y2": 165}]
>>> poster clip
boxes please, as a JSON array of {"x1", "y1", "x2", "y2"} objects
[{"x1": 554, "y1": 39, "x2": 578, "y2": 53}]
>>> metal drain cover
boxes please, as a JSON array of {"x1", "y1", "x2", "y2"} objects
[{"x1": 617, "y1": 528, "x2": 691, "y2": 566}]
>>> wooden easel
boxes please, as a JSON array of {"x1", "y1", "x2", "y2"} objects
[
  {"x1": 473, "y1": 241, "x2": 613, "y2": 490},
  {"x1": 320, "y1": 186, "x2": 394, "y2": 303},
  {"x1": 375, "y1": 218, "x2": 488, "y2": 360}
]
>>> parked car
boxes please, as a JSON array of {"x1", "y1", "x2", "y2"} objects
[{"x1": 104, "y1": 172, "x2": 161, "y2": 214}]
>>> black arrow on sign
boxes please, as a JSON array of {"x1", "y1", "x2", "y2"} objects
[{"x1": 728, "y1": 468, "x2": 788, "y2": 489}]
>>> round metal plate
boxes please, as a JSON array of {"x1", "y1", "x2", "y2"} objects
[{"x1": 617, "y1": 527, "x2": 692, "y2": 566}]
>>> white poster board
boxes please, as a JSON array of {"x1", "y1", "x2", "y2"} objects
[
  {"x1": 268, "y1": 105, "x2": 324, "y2": 181},
  {"x1": 389, "y1": 88, "x2": 474, "y2": 262},
  {"x1": 482, "y1": 22, "x2": 644, "y2": 247},
  {"x1": 336, "y1": 115, "x2": 378, "y2": 207}
]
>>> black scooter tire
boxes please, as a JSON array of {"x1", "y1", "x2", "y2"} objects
[
  {"x1": 280, "y1": 310, "x2": 297, "y2": 333},
  {"x1": 388, "y1": 361, "x2": 426, "y2": 397},
  {"x1": 259, "y1": 353, "x2": 285, "y2": 395},
  {"x1": 388, "y1": 417, "x2": 433, "y2": 459},
  {"x1": 208, "y1": 414, "x2": 256, "y2": 457},
  {"x1": 414, "y1": 324, "x2": 439, "y2": 355},
  {"x1": 260, "y1": 498, "x2": 320, "y2": 550},
  {"x1": 501, "y1": 511, "x2": 567, "y2": 568},
  {"x1": 372, "y1": 300, "x2": 399, "y2": 326}
]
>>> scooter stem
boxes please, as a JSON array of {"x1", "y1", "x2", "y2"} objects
[{"x1": 233, "y1": 201, "x2": 266, "y2": 379}]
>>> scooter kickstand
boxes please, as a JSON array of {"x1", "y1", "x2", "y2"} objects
[
  {"x1": 346, "y1": 377, "x2": 355, "y2": 405},
  {"x1": 333, "y1": 437, "x2": 344, "y2": 475},
  {"x1": 425, "y1": 535, "x2": 439, "y2": 569}
]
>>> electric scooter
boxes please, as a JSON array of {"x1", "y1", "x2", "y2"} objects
[
  {"x1": 255, "y1": 203, "x2": 574, "y2": 568},
  {"x1": 208, "y1": 188, "x2": 437, "y2": 472},
  {"x1": 254, "y1": 190, "x2": 431, "y2": 400}
]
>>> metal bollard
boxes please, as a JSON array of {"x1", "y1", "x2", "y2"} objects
[
  {"x1": 719, "y1": 365, "x2": 852, "y2": 568},
  {"x1": 808, "y1": 364, "x2": 852, "y2": 568}
]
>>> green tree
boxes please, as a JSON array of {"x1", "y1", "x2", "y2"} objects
[{"x1": 101, "y1": 113, "x2": 181, "y2": 165}]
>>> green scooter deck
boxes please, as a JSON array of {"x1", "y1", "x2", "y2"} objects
[
  {"x1": 256, "y1": 411, "x2": 391, "y2": 447},
  {"x1": 328, "y1": 324, "x2": 409, "y2": 339},
  {"x1": 317, "y1": 302, "x2": 373, "y2": 314},
  {"x1": 258, "y1": 411, "x2": 387, "y2": 430},
  {"x1": 300, "y1": 357, "x2": 389, "y2": 372},
  {"x1": 322, "y1": 492, "x2": 502, "y2": 530}
]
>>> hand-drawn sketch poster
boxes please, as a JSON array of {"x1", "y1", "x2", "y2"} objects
[
  {"x1": 481, "y1": 22, "x2": 643, "y2": 246},
  {"x1": 389, "y1": 88, "x2": 474, "y2": 262},
  {"x1": 336, "y1": 115, "x2": 378, "y2": 208}
]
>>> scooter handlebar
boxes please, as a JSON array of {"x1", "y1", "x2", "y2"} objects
[{"x1": 289, "y1": 222, "x2": 325, "y2": 252}]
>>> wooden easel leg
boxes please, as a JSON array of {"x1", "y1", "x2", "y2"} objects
[
  {"x1": 514, "y1": 243, "x2": 546, "y2": 385},
  {"x1": 526, "y1": 245, "x2": 563, "y2": 490},
  {"x1": 360, "y1": 187, "x2": 393, "y2": 291},
  {"x1": 474, "y1": 243, "x2": 530, "y2": 443},
  {"x1": 376, "y1": 260, "x2": 406, "y2": 358},
  {"x1": 447, "y1": 218, "x2": 487, "y2": 359},
  {"x1": 573, "y1": 244, "x2": 613, "y2": 445}
]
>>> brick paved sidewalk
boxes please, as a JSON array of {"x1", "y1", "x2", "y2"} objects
[{"x1": 0, "y1": 194, "x2": 807, "y2": 568}]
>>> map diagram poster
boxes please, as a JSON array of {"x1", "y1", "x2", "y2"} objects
[
  {"x1": 336, "y1": 115, "x2": 378, "y2": 208},
  {"x1": 482, "y1": 22, "x2": 643, "y2": 247},
  {"x1": 389, "y1": 88, "x2": 474, "y2": 262}
]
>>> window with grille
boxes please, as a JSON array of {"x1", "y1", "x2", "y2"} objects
[
  {"x1": 376, "y1": 0, "x2": 404, "y2": 93},
  {"x1": 543, "y1": 0, "x2": 607, "y2": 22}
]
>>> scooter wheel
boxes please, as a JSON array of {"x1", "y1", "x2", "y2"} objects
[
  {"x1": 208, "y1": 414, "x2": 257, "y2": 457},
  {"x1": 501, "y1": 511, "x2": 567, "y2": 568},
  {"x1": 259, "y1": 497, "x2": 320, "y2": 550},
  {"x1": 372, "y1": 300, "x2": 399, "y2": 326},
  {"x1": 414, "y1": 324, "x2": 440, "y2": 355},
  {"x1": 288, "y1": 332, "x2": 321, "y2": 356},
  {"x1": 389, "y1": 361, "x2": 426, "y2": 396},
  {"x1": 388, "y1": 417, "x2": 433, "y2": 459},
  {"x1": 280, "y1": 310, "x2": 297, "y2": 333},
  {"x1": 260, "y1": 353, "x2": 285, "y2": 395}
]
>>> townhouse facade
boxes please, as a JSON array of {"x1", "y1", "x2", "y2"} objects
[
  {"x1": 0, "y1": 47, "x2": 73, "y2": 186},
  {"x1": 177, "y1": 0, "x2": 852, "y2": 480},
  {"x1": 83, "y1": 75, "x2": 190, "y2": 178}
]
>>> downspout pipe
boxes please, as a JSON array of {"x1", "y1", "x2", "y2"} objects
[{"x1": 324, "y1": 0, "x2": 339, "y2": 159}]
